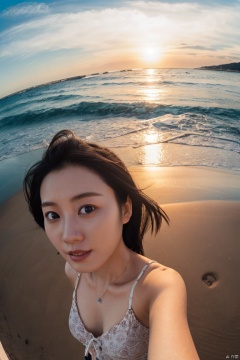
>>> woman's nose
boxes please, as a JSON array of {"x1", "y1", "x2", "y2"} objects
[{"x1": 62, "y1": 217, "x2": 84, "y2": 244}]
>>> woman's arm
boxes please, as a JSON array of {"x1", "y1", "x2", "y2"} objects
[{"x1": 148, "y1": 268, "x2": 199, "y2": 360}]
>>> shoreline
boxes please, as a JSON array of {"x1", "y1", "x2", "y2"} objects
[{"x1": 1, "y1": 142, "x2": 240, "y2": 205}]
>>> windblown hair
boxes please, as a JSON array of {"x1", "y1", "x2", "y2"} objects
[{"x1": 23, "y1": 129, "x2": 169, "y2": 255}]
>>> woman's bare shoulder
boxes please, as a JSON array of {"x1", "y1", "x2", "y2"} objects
[
  {"x1": 144, "y1": 262, "x2": 186, "y2": 299},
  {"x1": 65, "y1": 262, "x2": 79, "y2": 288}
]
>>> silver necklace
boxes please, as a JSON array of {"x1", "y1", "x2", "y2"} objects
[{"x1": 94, "y1": 252, "x2": 131, "y2": 304}]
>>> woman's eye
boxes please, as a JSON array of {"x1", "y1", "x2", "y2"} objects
[
  {"x1": 45, "y1": 212, "x2": 59, "y2": 220},
  {"x1": 79, "y1": 205, "x2": 95, "y2": 214}
]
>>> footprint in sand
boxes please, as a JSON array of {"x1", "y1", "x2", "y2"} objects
[{"x1": 202, "y1": 272, "x2": 218, "y2": 287}]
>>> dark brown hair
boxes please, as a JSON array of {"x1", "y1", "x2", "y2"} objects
[{"x1": 23, "y1": 129, "x2": 169, "y2": 255}]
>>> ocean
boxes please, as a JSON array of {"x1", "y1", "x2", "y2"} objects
[{"x1": 0, "y1": 68, "x2": 240, "y2": 172}]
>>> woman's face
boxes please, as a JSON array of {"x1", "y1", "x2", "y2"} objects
[{"x1": 40, "y1": 165, "x2": 132, "y2": 273}]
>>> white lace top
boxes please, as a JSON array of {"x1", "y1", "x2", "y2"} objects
[{"x1": 69, "y1": 261, "x2": 155, "y2": 360}]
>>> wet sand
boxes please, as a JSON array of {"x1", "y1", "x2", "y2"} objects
[{"x1": 0, "y1": 165, "x2": 240, "y2": 359}]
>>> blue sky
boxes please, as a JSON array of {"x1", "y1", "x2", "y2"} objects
[{"x1": 1, "y1": 0, "x2": 240, "y2": 98}]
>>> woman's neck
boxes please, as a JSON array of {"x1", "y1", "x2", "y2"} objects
[{"x1": 87, "y1": 245, "x2": 133, "y2": 290}]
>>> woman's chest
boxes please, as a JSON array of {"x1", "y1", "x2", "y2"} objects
[{"x1": 70, "y1": 301, "x2": 149, "y2": 360}]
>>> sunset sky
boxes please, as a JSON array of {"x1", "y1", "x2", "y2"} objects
[{"x1": 1, "y1": 0, "x2": 240, "y2": 98}]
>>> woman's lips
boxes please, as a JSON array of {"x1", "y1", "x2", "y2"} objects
[{"x1": 68, "y1": 250, "x2": 92, "y2": 262}]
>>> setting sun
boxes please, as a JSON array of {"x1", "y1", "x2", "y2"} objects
[{"x1": 142, "y1": 47, "x2": 163, "y2": 64}]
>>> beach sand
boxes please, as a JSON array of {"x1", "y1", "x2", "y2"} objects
[{"x1": 0, "y1": 165, "x2": 240, "y2": 359}]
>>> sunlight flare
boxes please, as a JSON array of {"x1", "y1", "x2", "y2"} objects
[
  {"x1": 140, "y1": 87, "x2": 164, "y2": 102},
  {"x1": 138, "y1": 131, "x2": 164, "y2": 166},
  {"x1": 141, "y1": 47, "x2": 163, "y2": 64}
]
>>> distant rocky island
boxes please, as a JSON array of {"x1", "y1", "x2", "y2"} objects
[{"x1": 198, "y1": 62, "x2": 240, "y2": 72}]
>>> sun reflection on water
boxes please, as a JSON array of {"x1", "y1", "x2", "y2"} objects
[
  {"x1": 137, "y1": 70, "x2": 165, "y2": 165},
  {"x1": 142, "y1": 88, "x2": 164, "y2": 102},
  {"x1": 138, "y1": 131, "x2": 164, "y2": 166},
  {"x1": 145, "y1": 69, "x2": 156, "y2": 82},
  {"x1": 139, "y1": 68, "x2": 165, "y2": 102},
  {"x1": 146, "y1": 68, "x2": 156, "y2": 76},
  {"x1": 144, "y1": 132, "x2": 159, "y2": 143},
  {"x1": 142, "y1": 144, "x2": 163, "y2": 166}
]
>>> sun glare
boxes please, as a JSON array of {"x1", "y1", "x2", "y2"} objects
[
  {"x1": 137, "y1": 67, "x2": 165, "y2": 101},
  {"x1": 138, "y1": 131, "x2": 164, "y2": 166},
  {"x1": 142, "y1": 47, "x2": 163, "y2": 64},
  {"x1": 140, "y1": 87, "x2": 164, "y2": 102},
  {"x1": 146, "y1": 68, "x2": 156, "y2": 76},
  {"x1": 141, "y1": 143, "x2": 163, "y2": 166}
]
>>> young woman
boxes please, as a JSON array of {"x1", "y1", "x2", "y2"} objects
[{"x1": 23, "y1": 129, "x2": 199, "y2": 360}]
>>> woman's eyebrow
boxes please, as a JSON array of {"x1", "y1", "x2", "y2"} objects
[
  {"x1": 41, "y1": 192, "x2": 102, "y2": 207},
  {"x1": 71, "y1": 192, "x2": 103, "y2": 202}
]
